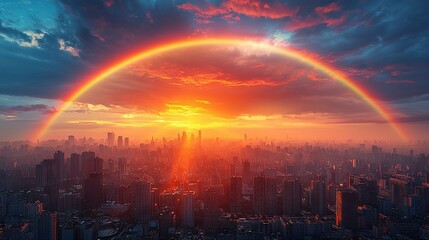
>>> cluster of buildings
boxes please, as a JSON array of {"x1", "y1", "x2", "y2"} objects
[{"x1": 0, "y1": 133, "x2": 428, "y2": 239}]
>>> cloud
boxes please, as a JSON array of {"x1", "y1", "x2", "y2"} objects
[
  {"x1": 0, "y1": 104, "x2": 56, "y2": 115},
  {"x1": 315, "y1": 2, "x2": 341, "y2": 15},
  {"x1": 58, "y1": 39, "x2": 80, "y2": 56},
  {"x1": 285, "y1": 2, "x2": 346, "y2": 31},
  {"x1": 178, "y1": 0, "x2": 299, "y2": 22}
]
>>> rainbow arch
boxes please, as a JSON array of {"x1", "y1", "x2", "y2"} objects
[{"x1": 34, "y1": 38, "x2": 408, "y2": 140}]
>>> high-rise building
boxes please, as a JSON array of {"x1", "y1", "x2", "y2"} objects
[
  {"x1": 54, "y1": 151, "x2": 64, "y2": 181},
  {"x1": 70, "y1": 153, "x2": 80, "y2": 178},
  {"x1": 203, "y1": 187, "x2": 220, "y2": 232},
  {"x1": 389, "y1": 175, "x2": 413, "y2": 210},
  {"x1": 336, "y1": 188, "x2": 358, "y2": 230},
  {"x1": 242, "y1": 160, "x2": 251, "y2": 185},
  {"x1": 107, "y1": 132, "x2": 115, "y2": 146},
  {"x1": 265, "y1": 177, "x2": 278, "y2": 216},
  {"x1": 182, "y1": 191, "x2": 195, "y2": 228},
  {"x1": 230, "y1": 176, "x2": 243, "y2": 213},
  {"x1": 283, "y1": 179, "x2": 302, "y2": 216},
  {"x1": 81, "y1": 151, "x2": 102, "y2": 177},
  {"x1": 311, "y1": 180, "x2": 327, "y2": 216},
  {"x1": 124, "y1": 137, "x2": 129, "y2": 147},
  {"x1": 35, "y1": 211, "x2": 57, "y2": 240},
  {"x1": 84, "y1": 172, "x2": 103, "y2": 209},
  {"x1": 133, "y1": 181, "x2": 152, "y2": 223},
  {"x1": 81, "y1": 151, "x2": 96, "y2": 176},
  {"x1": 253, "y1": 175, "x2": 265, "y2": 215},
  {"x1": 36, "y1": 159, "x2": 57, "y2": 188},
  {"x1": 117, "y1": 136, "x2": 123, "y2": 148}
]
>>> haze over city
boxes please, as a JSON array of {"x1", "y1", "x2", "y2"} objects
[{"x1": 0, "y1": 0, "x2": 428, "y2": 239}]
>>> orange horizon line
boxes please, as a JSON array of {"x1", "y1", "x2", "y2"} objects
[{"x1": 33, "y1": 37, "x2": 409, "y2": 141}]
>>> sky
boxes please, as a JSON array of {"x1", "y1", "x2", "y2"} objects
[{"x1": 0, "y1": 0, "x2": 428, "y2": 142}]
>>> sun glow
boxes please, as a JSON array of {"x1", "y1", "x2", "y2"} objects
[{"x1": 34, "y1": 38, "x2": 408, "y2": 141}]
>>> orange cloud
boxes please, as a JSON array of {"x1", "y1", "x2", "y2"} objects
[
  {"x1": 285, "y1": 2, "x2": 346, "y2": 31},
  {"x1": 178, "y1": 0, "x2": 299, "y2": 22},
  {"x1": 315, "y1": 2, "x2": 341, "y2": 14}
]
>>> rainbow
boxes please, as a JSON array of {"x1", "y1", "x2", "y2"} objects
[{"x1": 34, "y1": 38, "x2": 408, "y2": 140}]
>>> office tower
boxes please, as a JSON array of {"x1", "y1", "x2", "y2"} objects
[
  {"x1": 117, "y1": 185, "x2": 131, "y2": 204},
  {"x1": 124, "y1": 137, "x2": 129, "y2": 147},
  {"x1": 244, "y1": 133, "x2": 247, "y2": 141},
  {"x1": 283, "y1": 179, "x2": 302, "y2": 216},
  {"x1": 36, "y1": 159, "x2": 57, "y2": 188},
  {"x1": 230, "y1": 176, "x2": 243, "y2": 213},
  {"x1": 416, "y1": 184, "x2": 429, "y2": 214},
  {"x1": 70, "y1": 153, "x2": 80, "y2": 178},
  {"x1": 389, "y1": 175, "x2": 413, "y2": 209},
  {"x1": 133, "y1": 181, "x2": 152, "y2": 223},
  {"x1": 81, "y1": 151, "x2": 102, "y2": 177},
  {"x1": 265, "y1": 177, "x2": 278, "y2": 216},
  {"x1": 117, "y1": 136, "x2": 123, "y2": 148},
  {"x1": 182, "y1": 191, "x2": 195, "y2": 228},
  {"x1": 348, "y1": 176, "x2": 379, "y2": 207},
  {"x1": 253, "y1": 175, "x2": 265, "y2": 215},
  {"x1": 81, "y1": 151, "x2": 96, "y2": 176},
  {"x1": 35, "y1": 211, "x2": 57, "y2": 240},
  {"x1": 336, "y1": 188, "x2": 358, "y2": 230},
  {"x1": 107, "y1": 132, "x2": 115, "y2": 146},
  {"x1": 311, "y1": 180, "x2": 327, "y2": 216},
  {"x1": 203, "y1": 187, "x2": 220, "y2": 232},
  {"x1": 84, "y1": 172, "x2": 103, "y2": 209},
  {"x1": 242, "y1": 160, "x2": 251, "y2": 185},
  {"x1": 54, "y1": 151, "x2": 64, "y2": 181},
  {"x1": 159, "y1": 210, "x2": 175, "y2": 238}
]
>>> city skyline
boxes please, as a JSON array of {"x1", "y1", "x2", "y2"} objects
[
  {"x1": 1, "y1": 2, "x2": 429, "y2": 238},
  {"x1": 0, "y1": 1, "x2": 428, "y2": 141}
]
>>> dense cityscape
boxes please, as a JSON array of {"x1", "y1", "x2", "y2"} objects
[
  {"x1": 0, "y1": 132, "x2": 428, "y2": 239},
  {"x1": 1, "y1": 1, "x2": 429, "y2": 239}
]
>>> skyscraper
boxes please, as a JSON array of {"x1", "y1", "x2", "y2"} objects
[
  {"x1": 70, "y1": 153, "x2": 80, "y2": 178},
  {"x1": 253, "y1": 175, "x2": 265, "y2": 215},
  {"x1": 182, "y1": 191, "x2": 195, "y2": 228},
  {"x1": 336, "y1": 188, "x2": 358, "y2": 230},
  {"x1": 81, "y1": 151, "x2": 102, "y2": 177},
  {"x1": 242, "y1": 160, "x2": 251, "y2": 185},
  {"x1": 84, "y1": 172, "x2": 103, "y2": 209},
  {"x1": 230, "y1": 176, "x2": 243, "y2": 213},
  {"x1": 203, "y1": 187, "x2": 220, "y2": 232},
  {"x1": 311, "y1": 180, "x2": 327, "y2": 216},
  {"x1": 124, "y1": 137, "x2": 129, "y2": 147},
  {"x1": 36, "y1": 159, "x2": 57, "y2": 188},
  {"x1": 35, "y1": 211, "x2": 57, "y2": 240},
  {"x1": 133, "y1": 181, "x2": 152, "y2": 223},
  {"x1": 117, "y1": 136, "x2": 123, "y2": 148},
  {"x1": 283, "y1": 179, "x2": 302, "y2": 216},
  {"x1": 54, "y1": 151, "x2": 64, "y2": 181},
  {"x1": 107, "y1": 132, "x2": 115, "y2": 146},
  {"x1": 265, "y1": 177, "x2": 277, "y2": 216}
]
